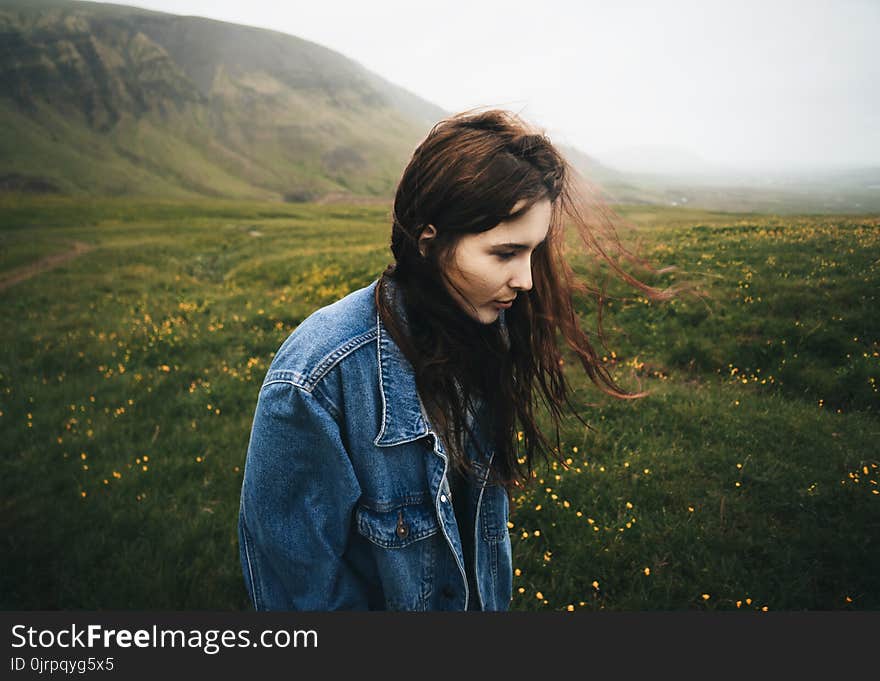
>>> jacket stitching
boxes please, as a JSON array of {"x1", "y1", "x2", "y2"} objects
[
  {"x1": 312, "y1": 383, "x2": 341, "y2": 421},
  {"x1": 375, "y1": 310, "x2": 389, "y2": 445},
  {"x1": 261, "y1": 328, "x2": 377, "y2": 395},
  {"x1": 258, "y1": 379, "x2": 342, "y2": 429},
  {"x1": 357, "y1": 491, "x2": 433, "y2": 512},
  {"x1": 239, "y1": 513, "x2": 262, "y2": 611},
  {"x1": 310, "y1": 329, "x2": 378, "y2": 388}
]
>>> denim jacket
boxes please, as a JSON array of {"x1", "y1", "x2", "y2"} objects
[{"x1": 238, "y1": 277, "x2": 513, "y2": 611}]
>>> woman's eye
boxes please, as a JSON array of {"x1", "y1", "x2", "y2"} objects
[{"x1": 496, "y1": 252, "x2": 517, "y2": 261}]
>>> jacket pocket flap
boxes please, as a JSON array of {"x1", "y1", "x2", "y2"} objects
[{"x1": 355, "y1": 498, "x2": 439, "y2": 549}]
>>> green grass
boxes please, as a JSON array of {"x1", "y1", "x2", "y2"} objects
[
  {"x1": 0, "y1": 196, "x2": 877, "y2": 610},
  {"x1": 0, "y1": 232, "x2": 72, "y2": 272}
]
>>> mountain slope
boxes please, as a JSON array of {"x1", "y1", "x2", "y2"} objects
[
  {"x1": 9, "y1": 1, "x2": 863, "y2": 213},
  {"x1": 0, "y1": 0, "x2": 447, "y2": 199}
]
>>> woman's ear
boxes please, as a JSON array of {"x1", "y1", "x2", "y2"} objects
[{"x1": 418, "y1": 224, "x2": 437, "y2": 257}]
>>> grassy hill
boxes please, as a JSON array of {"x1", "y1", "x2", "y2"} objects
[{"x1": 0, "y1": 0, "x2": 449, "y2": 200}]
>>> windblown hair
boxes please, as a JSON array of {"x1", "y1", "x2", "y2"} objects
[{"x1": 376, "y1": 107, "x2": 693, "y2": 492}]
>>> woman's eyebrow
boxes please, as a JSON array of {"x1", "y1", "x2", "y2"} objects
[{"x1": 492, "y1": 238, "x2": 547, "y2": 250}]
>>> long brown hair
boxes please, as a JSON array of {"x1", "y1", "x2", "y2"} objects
[{"x1": 376, "y1": 107, "x2": 694, "y2": 491}]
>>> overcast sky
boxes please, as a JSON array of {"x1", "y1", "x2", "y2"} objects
[{"x1": 89, "y1": 0, "x2": 878, "y2": 172}]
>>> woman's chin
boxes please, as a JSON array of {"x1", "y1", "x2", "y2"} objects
[
  {"x1": 476, "y1": 308, "x2": 502, "y2": 325},
  {"x1": 453, "y1": 299, "x2": 502, "y2": 325}
]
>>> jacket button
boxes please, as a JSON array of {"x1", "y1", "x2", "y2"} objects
[
  {"x1": 440, "y1": 494, "x2": 448, "y2": 503},
  {"x1": 396, "y1": 511, "x2": 409, "y2": 539}
]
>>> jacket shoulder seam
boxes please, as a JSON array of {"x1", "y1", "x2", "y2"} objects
[
  {"x1": 259, "y1": 375, "x2": 342, "y2": 423},
  {"x1": 263, "y1": 327, "x2": 378, "y2": 393}
]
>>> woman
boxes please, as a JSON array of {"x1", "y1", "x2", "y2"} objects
[{"x1": 238, "y1": 108, "x2": 683, "y2": 611}]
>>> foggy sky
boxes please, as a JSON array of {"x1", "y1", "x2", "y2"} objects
[{"x1": 83, "y1": 0, "x2": 879, "y2": 173}]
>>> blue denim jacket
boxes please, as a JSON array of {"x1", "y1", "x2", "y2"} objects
[{"x1": 238, "y1": 277, "x2": 513, "y2": 611}]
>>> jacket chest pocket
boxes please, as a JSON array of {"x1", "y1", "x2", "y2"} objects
[
  {"x1": 354, "y1": 495, "x2": 441, "y2": 610},
  {"x1": 355, "y1": 495, "x2": 440, "y2": 548}
]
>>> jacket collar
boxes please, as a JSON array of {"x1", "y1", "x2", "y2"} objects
[
  {"x1": 373, "y1": 276, "x2": 439, "y2": 450},
  {"x1": 372, "y1": 275, "x2": 507, "y2": 454}
]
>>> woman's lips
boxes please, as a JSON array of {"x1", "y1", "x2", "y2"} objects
[{"x1": 492, "y1": 299, "x2": 513, "y2": 309}]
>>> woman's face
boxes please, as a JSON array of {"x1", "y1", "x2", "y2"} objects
[{"x1": 421, "y1": 198, "x2": 553, "y2": 325}]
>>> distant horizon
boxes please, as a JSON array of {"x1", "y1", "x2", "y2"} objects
[
  {"x1": 71, "y1": 0, "x2": 879, "y2": 175},
  {"x1": 591, "y1": 145, "x2": 880, "y2": 177}
]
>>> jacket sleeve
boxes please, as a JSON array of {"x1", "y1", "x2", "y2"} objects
[{"x1": 238, "y1": 378, "x2": 367, "y2": 610}]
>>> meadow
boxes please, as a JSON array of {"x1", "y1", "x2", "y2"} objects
[{"x1": 0, "y1": 195, "x2": 877, "y2": 610}]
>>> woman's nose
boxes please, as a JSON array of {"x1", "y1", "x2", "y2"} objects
[{"x1": 509, "y1": 261, "x2": 533, "y2": 292}]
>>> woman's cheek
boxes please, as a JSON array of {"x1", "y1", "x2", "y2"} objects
[
  {"x1": 483, "y1": 256, "x2": 504, "y2": 279},
  {"x1": 476, "y1": 268, "x2": 497, "y2": 290}
]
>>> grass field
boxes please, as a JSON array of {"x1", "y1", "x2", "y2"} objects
[{"x1": 0, "y1": 195, "x2": 877, "y2": 610}]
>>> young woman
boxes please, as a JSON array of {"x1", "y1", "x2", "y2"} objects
[{"x1": 238, "y1": 108, "x2": 683, "y2": 611}]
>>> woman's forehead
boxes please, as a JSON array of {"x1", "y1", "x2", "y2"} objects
[{"x1": 483, "y1": 199, "x2": 552, "y2": 245}]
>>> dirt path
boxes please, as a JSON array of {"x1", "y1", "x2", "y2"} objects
[{"x1": 0, "y1": 240, "x2": 94, "y2": 292}]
